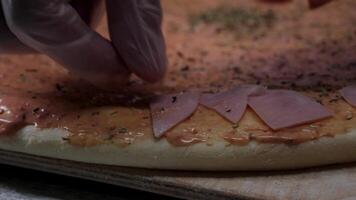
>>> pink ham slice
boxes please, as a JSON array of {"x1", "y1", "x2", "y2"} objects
[
  {"x1": 200, "y1": 85, "x2": 265, "y2": 123},
  {"x1": 340, "y1": 86, "x2": 356, "y2": 107},
  {"x1": 150, "y1": 92, "x2": 200, "y2": 138},
  {"x1": 248, "y1": 90, "x2": 332, "y2": 130}
]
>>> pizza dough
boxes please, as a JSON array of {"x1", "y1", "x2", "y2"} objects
[
  {"x1": 0, "y1": 125, "x2": 355, "y2": 170},
  {"x1": 0, "y1": 0, "x2": 356, "y2": 171}
]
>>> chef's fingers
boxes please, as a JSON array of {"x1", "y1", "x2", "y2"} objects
[
  {"x1": 308, "y1": 0, "x2": 335, "y2": 9},
  {"x1": 257, "y1": 0, "x2": 335, "y2": 9},
  {"x1": 0, "y1": 3, "x2": 34, "y2": 53},
  {"x1": 0, "y1": 0, "x2": 103, "y2": 54},
  {"x1": 107, "y1": 0, "x2": 167, "y2": 83},
  {"x1": 2, "y1": 0, "x2": 130, "y2": 87},
  {"x1": 70, "y1": 0, "x2": 105, "y2": 27},
  {"x1": 257, "y1": 0, "x2": 293, "y2": 4}
]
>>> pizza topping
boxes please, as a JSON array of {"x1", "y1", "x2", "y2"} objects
[
  {"x1": 250, "y1": 127, "x2": 320, "y2": 144},
  {"x1": 345, "y1": 111, "x2": 353, "y2": 120},
  {"x1": 248, "y1": 90, "x2": 333, "y2": 130},
  {"x1": 340, "y1": 86, "x2": 356, "y2": 107},
  {"x1": 0, "y1": 106, "x2": 26, "y2": 135},
  {"x1": 150, "y1": 92, "x2": 200, "y2": 138},
  {"x1": 0, "y1": 95, "x2": 35, "y2": 134},
  {"x1": 165, "y1": 128, "x2": 207, "y2": 146},
  {"x1": 223, "y1": 130, "x2": 250, "y2": 145},
  {"x1": 200, "y1": 85, "x2": 265, "y2": 123}
]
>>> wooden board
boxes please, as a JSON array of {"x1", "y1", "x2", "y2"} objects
[{"x1": 0, "y1": 149, "x2": 355, "y2": 200}]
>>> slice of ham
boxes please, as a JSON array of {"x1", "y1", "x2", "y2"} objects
[
  {"x1": 340, "y1": 86, "x2": 356, "y2": 107},
  {"x1": 248, "y1": 90, "x2": 333, "y2": 130},
  {"x1": 200, "y1": 85, "x2": 265, "y2": 123},
  {"x1": 150, "y1": 92, "x2": 200, "y2": 138}
]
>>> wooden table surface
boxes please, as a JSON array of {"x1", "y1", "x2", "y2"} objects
[{"x1": 0, "y1": 149, "x2": 356, "y2": 200}]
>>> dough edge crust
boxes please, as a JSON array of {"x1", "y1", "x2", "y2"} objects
[{"x1": 0, "y1": 126, "x2": 355, "y2": 171}]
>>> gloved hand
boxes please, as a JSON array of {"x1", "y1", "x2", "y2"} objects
[
  {"x1": 308, "y1": 0, "x2": 335, "y2": 8},
  {"x1": 0, "y1": 0, "x2": 167, "y2": 88}
]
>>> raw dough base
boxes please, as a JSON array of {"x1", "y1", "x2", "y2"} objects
[{"x1": 0, "y1": 126, "x2": 355, "y2": 171}]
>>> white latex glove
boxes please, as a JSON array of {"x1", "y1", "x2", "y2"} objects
[
  {"x1": 308, "y1": 0, "x2": 335, "y2": 8},
  {"x1": 0, "y1": 0, "x2": 167, "y2": 88}
]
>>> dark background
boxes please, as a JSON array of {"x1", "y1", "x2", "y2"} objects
[{"x1": 0, "y1": 164, "x2": 179, "y2": 200}]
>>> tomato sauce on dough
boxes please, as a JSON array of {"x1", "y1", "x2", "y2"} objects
[{"x1": 0, "y1": 0, "x2": 356, "y2": 147}]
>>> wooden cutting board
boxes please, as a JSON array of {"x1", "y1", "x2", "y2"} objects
[{"x1": 0, "y1": 150, "x2": 355, "y2": 200}]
